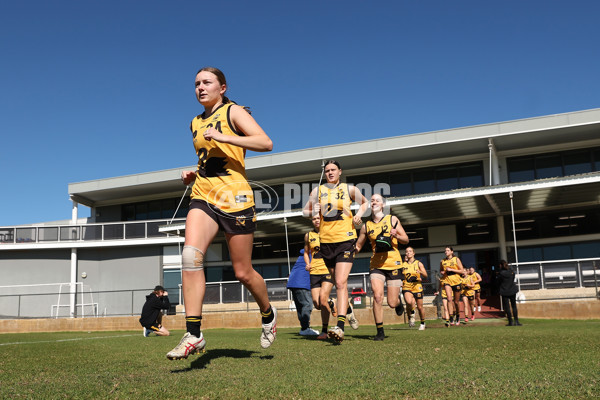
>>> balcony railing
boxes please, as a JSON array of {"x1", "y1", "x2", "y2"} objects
[{"x1": 0, "y1": 218, "x2": 187, "y2": 245}]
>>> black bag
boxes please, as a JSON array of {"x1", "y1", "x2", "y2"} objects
[{"x1": 374, "y1": 218, "x2": 398, "y2": 253}]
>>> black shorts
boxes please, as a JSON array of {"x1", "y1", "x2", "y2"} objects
[
  {"x1": 474, "y1": 289, "x2": 481, "y2": 294},
  {"x1": 444, "y1": 283, "x2": 462, "y2": 293},
  {"x1": 402, "y1": 290, "x2": 423, "y2": 299},
  {"x1": 310, "y1": 273, "x2": 334, "y2": 289},
  {"x1": 320, "y1": 240, "x2": 356, "y2": 269},
  {"x1": 190, "y1": 199, "x2": 256, "y2": 235}
]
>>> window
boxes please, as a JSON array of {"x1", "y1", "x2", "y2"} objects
[
  {"x1": 535, "y1": 154, "x2": 562, "y2": 179},
  {"x1": 594, "y1": 149, "x2": 600, "y2": 171},
  {"x1": 349, "y1": 162, "x2": 484, "y2": 197},
  {"x1": 563, "y1": 150, "x2": 592, "y2": 175},
  {"x1": 389, "y1": 172, "x2": 411, "y2": 197},
  {"x1": 508, "y1": 157, "x2": 535, "y2": 183},
  {"x1": 459, "y1": 164, "x2": 484, "y2": 188},
  {"x1": 507, "y1": 147, "x2": 600, "y2": 183},
  {"x1": 435, "y1": 167, "x2": 459, "y2": 192},
  {"x1": 413, "y1": 170, "x2": 435, "y2": 194}
]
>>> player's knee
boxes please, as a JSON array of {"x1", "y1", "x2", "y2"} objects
[
  {"x1": 182, "y1": 245, "x2": 204, "y2": 271},
  {"x1": 234, "y1": 268, "x2": 254, "y2": 284},
  {"x1": 373, "y1": 293, "x2": 384, "y2": 304}
]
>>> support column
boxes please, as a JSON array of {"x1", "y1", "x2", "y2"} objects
[
  {"x1": 488, "y1": 138, "x2": 500, "y2": 185},
  {"x1": 70, "y1": 248, "x2": 78, "y2": 318},
  {"x1": 70, "y1": 199, "x2": 78, "y2": 318},
  {"x1": 497, "y1": 215, "x2": 507, "y2": 261}
]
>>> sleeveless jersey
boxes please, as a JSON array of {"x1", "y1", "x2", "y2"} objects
[
  {"x1": 469, "y1": 272, "x2": 481, "y2": 291},
  {"x1": 318, "y1": 183, "x2": 356, "y2": 243},
  {"x1": 307, "y1": 231, "x2": 329, "y2": 275},
  {"x1": 401, "y1": 259, "x2": 423, "y2": 292},
  {"x1": 365, "y1": 215, "x2": 402, "y2": 270},
  {"x1": 462, "y1": 275, "x2": 475, "y2": 297},
  {"x1": 441, "y1": 256, "x2": 463, "y2": 286},
  {"x1": 190, "y1": 103, "x2": 254, "y2": 212}
]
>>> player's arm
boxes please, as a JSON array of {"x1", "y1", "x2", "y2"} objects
[
  {"x1": 303, "y1": 233, "x2": 312, "y2": 271},
  {"x1": 349, "y1": 185, "x2": 368, "y2": 225},
  {"x1": 473, "y1": 272, "x2": 482, "y2": 284},
  {"x1": 302, "y1": 187, "x2": 320, "y2": 218},
  {"x1": 390, "y1": 215, "x2": 409, "y2": 245},
  {"x1": 354, "y1": 224, "x2": 368, "y2": 253},
  {"x1": 418, "y1": 262, "x2": 428, "y2": 279},
  {"x1": 204, "y1": 104, "x2": 273, "y2": 152}
]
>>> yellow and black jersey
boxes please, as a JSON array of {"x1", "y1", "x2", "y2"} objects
[
  {"x1": 307, "y1": 231, "x2": 329, "y2": 275},
  {"x1": 318, "y1": 183, "x2": 356, "y2": 243},
  {"x1": 441, "y1": 256, "x2": 463, "y2": 286},
  {"x1": 190, "y1": 103, "x2": 253, "y2": 212},
  {"x1": 401, "y1": 259, "x2": 423, "y2": 292},
  {"x1": 470, "y1": 273, "x2": 481, "y2": 291},
  {"x1": 462, "y1": 275, "x2": 475, "y2": 297},
  {"x1": 365, "y1": 215, "x2": 403, "y2": 270}
]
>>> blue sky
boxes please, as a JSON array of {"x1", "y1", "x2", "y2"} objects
[{"x1": 1, "y1": 1, "x2": 599, "y2": 226}]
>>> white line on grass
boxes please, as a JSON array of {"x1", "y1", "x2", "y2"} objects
[{"x1": 0, "y1": 334, "x2": 138, "y2": 346}]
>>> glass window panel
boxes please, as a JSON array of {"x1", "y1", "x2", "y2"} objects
[
  {"x1": 148, "y1": 200, "x2": 161, "y2": 219},
  {"x1": 60, "y1": 226, "x2": 79, "y2": 241},
  {"x1": 104, "y1": 224, "x2": 124, "y2": 240},
  {"x1": 535, "y1": 154, "x2": 562, "y2": 179},
  {"x1": 38, "y1": 227, "x2": 57, "y2": 242},
  {"x1": 260, "y1": 264, "x2": 281, "y2": 279},
  {"x1": 389, "y1": 172, "x2": 411, "y2": 197},
  {"x1": 146, "y1": 221, "x2": 163, "y2": 237},
  {"x1": 435, "y1": 167, "x2": 458, "y2": 192},
  {"x1": 514, "y1": 247, "x2": 542, "y2": 263},
  {"x1": 459, "y1": 164, "x2": 483, "y2": 188},
  {"x1": 348, "y1": 174, "x2": 373, "y2": 186},
  {"x1": 175, "y1": 198, "x2": 189, "y2": 219},
  {"x1": 459, "y1": 251, "x2": 476, "y2": 269},
  {"x1": 571, "y1": 242, "x2": 600, "y2": 258},
  {"x1": 563, "y1": 150, "x2": 592, "y2": 176},
  {"x1": 163, "y1": 270, "x2": 181, "y2": 304},
  {"x1": 83, "y1": 225, "x2": 102, "y2": 241},
  {"x1": 125, "y1": 223, "x2": 145, "y2": 239},
  {"x1": 123, "y1": 205, "x2": 135, "y2": 221},
  {"x1": 594, "y1": 149, "x2": 600, "y2": 171},
  {"x1": 0, "y1": 228, "x2": 15, "y2": 243},
  {"x1": 135, "y1": 203, "x2": 148, "y2": 220},
  {"x1": 161, "y1": 199, "x2": 176, "y2": 219},
  {"x1": 542, "y1": 244, "x2": 571, "y2": 260},
  {"x1": 352, "y1": 257, "x2": 370, "y2": 273},
  {"x1": 413, "y1": 170, "x2": 435, "y2": 194},
  {"x1": 206, "y1": 267, "x2": 223, "y2": 283},
  {"x1": 508, "y1": 157, "x2": 535, "y2": 182}
]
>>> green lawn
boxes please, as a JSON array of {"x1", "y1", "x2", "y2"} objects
[{"x1": 1, "y1": 319, "x2": 599, "y2": 399}]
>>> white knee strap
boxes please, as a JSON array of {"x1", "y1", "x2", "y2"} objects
[{"x1": 182, "y1": 245, "x2": 205, "y2": 271}]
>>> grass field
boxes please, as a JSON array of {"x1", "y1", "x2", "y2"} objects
[{"x1": 1, "y1": 319, "x2": 599, "y2": 399}]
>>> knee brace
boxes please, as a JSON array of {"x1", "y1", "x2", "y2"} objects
[{"x1": 182, "y1": 245, "x2": 205, "y2": 271}]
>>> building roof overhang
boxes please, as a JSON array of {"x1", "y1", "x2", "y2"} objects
[
  {"x1": 159, "y1": 173, "x2": 600, "y2": 238},
  {"x1": 69, "y1": 108, "x2": 600, "y2": 208}
]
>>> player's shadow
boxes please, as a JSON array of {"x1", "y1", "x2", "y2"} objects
[{"x1": 171, "y1": 348, "x2": 273, "y2": 372}]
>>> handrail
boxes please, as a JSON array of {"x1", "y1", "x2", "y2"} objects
[{"x1": 0, "y1": 218, "x2": 187, "y2": 245}]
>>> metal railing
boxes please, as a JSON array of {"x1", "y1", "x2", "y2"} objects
[
  {"x1": 511, "y1": 258, "x2": 600, "y2": 291},
  {"x1": 2, "y1": 259, "x2": 598, "y2": 319},
  {"x1": 0, "y1": 218, "x2": 186, "y2": 244},
  {"x1": 0, "y1": 272, "x2": 440, "y2": 320}
]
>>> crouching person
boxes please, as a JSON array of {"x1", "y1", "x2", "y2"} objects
[{"x1": 140, "y1": 285, "x2": 171, "y2": 337}]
